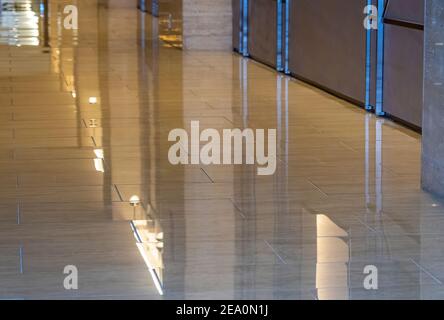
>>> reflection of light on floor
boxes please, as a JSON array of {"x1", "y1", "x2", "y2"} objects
[
  {"x1": 130, "y1": 219, "x2": 164, "y2": 296},
  {"x1": 316, "y1": 214, "x2": 350, "y2": 300},
  {"x1": 158, "y1": 34, "x2": 182, "y2": 48},
  {"x1": 93, "y1": 158, "x2": 104, "y2": 172},
  {"x1": 94, "y1": 149, "x2": 104, "y2": 159},
  {"x1": 158, "y1": 15, "x2": 182, "y2": 48},
  {"x1": 136, "y1": 243, "x2": 164, "y2": 296},
  {"x1": 0, "y1": 0, "x2": 40, "y2": 46},
  {"x1": 92, "y1": 149, "x2": 105, "y2": 172},
  {"x1": 89, "y1": 97, "x2": 98, "y2": 105}
]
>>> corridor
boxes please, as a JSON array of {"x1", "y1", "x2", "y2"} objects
[{"x1": 0, "y1": 0, "x2": 443, "y2": 300}]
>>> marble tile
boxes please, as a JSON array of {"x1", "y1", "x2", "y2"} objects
[{"x1": 0, "y1": 0, "x2": 440, "y2": 300}]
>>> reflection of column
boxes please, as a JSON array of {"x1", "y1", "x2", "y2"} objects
[
  {"x1": 180, "y1": 41, "x2": 236, "y2": 298},
  {"x1": 375, "y1": 119, "x2": 383, "y2": 215},
  {"x1": 284, "y1": 77, "x2": 289, "y2": 164},
  {"x1": 272, "y1": 74, "x2": 292, "y2": 299},
  {"x1": 43, "y1": 0, "x2": 49, "y2": 47},
  {"x1": 100, "y1": 1, "x2": 142, "y2": 211},
  {"x1": 47, "y1": 0, "x2": 91, "y2": 147},
  {"x1": 241, "y1": 58, "x2": 249, "y2": 127},
  {"x1": 158, "y1": 0, "x2": 183, "y2": 47},
  {"x1": 365, "y1": 114, "x2": 371, "y2": 210},
  {"x1": 233, "y1": 57, "x2": 257, "y2": 299},
  {"x1": 277, "y1": 76, "x2": 282, "y2": 146}
]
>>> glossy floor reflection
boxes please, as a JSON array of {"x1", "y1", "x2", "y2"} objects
[{"x1": 0, "y1": 0, "x2": 443, "y2": 300}]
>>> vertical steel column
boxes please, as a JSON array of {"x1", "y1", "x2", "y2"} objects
[
  {"x1": 242, "y1": 0, "x2": 249, "y2": 56},
  {"x1": 365, "y1": 0, "x2": 373, "y2": 110},
  {"x1": 152, "y1": 0, "x2": 159, "y2": 17},
  {"x1": 277, "y1": 0, "x2": 283, "y2": 71},
  {"x1": 277, "y1": 0, "x2": 290, "y2": 73},
  {"x1": 375, "y1": 0, "x2": 385, "y2": 116},
  {"x1": 238, "y1": 0, "x2": 249, "y2": 56},
  {"x1": 139, "y1": 0, "x2": 146, "y2": 12},
  {"x1": 238, "y1": 0, "x2": 243, "y2": 52},
  {"x1": 284, "y1": 0, "x2": 290, "y2": 74}
]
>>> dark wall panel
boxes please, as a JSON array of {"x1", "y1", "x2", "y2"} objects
[
  {"x1": 233, "y1": 0, "x2": 240, "y2": 51},
  {"x1": 248, "y1": 0, "x2": 277, "y2": 68},
  {"x1": 139, "y1": 0, "x2": 158, "y2": 16},
  {"x1": 385, "y1": 0, "x2": 424, "y2": 24},
  {"x1": 147, "y1": 1, "x2": 158, "y2": 16},
  {"x1": 383, "y1": 0, "x2": 424, "y2": 128},
  {"x1": 383, "y1": 26, "x2": 423, "y2": 127},
  {"x1": 289, "y1": 0, "x2": 368, "y2": 104}
]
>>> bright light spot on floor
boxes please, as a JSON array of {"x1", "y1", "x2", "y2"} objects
[
  {"x1": 94, "y1": 158, "x2": 105, "y2": 172},
  {"x1": 89, "y1": 97, "x2": 98, "y2": 104},
  {"x1": 136, "y1": 243, "x2": 164, "y2": 296},
  {"x1": 94, "y1": 149, "x2": 104, "y2": 159}
]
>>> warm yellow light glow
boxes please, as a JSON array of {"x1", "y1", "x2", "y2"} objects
[
  {"x1": 89, "y1": 97, "x2": 98, "y2": 104},
  {"x1": 0, "y1": 1, "x2": 40, "y2": 47},
  {"x1": 133, "y1": 221, "x2": 157, "y2": 243}
]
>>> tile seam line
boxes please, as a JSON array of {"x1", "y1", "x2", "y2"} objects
[
  {"x1": 409, "y1": 258, "x2": 443, "y2": 285},
  {"x1": 264, "y1": 239, "x2": 287, "y2": 265}
]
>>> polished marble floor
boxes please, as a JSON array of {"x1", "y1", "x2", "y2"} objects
[{"x1": 0, "y1": 0, "x2": 443, "y2": 300}]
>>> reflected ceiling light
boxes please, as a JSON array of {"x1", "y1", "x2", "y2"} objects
[
  {"x1": 71, "y1": 91, "x2": 77, "y2": 98},
  {"x1": 94, "y1": 158, "x2": 104, "y2": 172},
  {"x1": 136, "y1": 243, "x2": 164, "y2": 296},
  {"x1": 88, "y1": 119, "x2": 98, "y2": 128},
  {"x1": 130, "y1": 195, "x2": 141, "y2": 207},
  {"x1": 88, "y1": 97, "x2": 98, "y2": 104},
  {"x1": 156, "y1": 232, "x2": 164, "y2": 241},
  {"x1": 94, "y1": 149, "x2": 104, "y2": 159}
]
